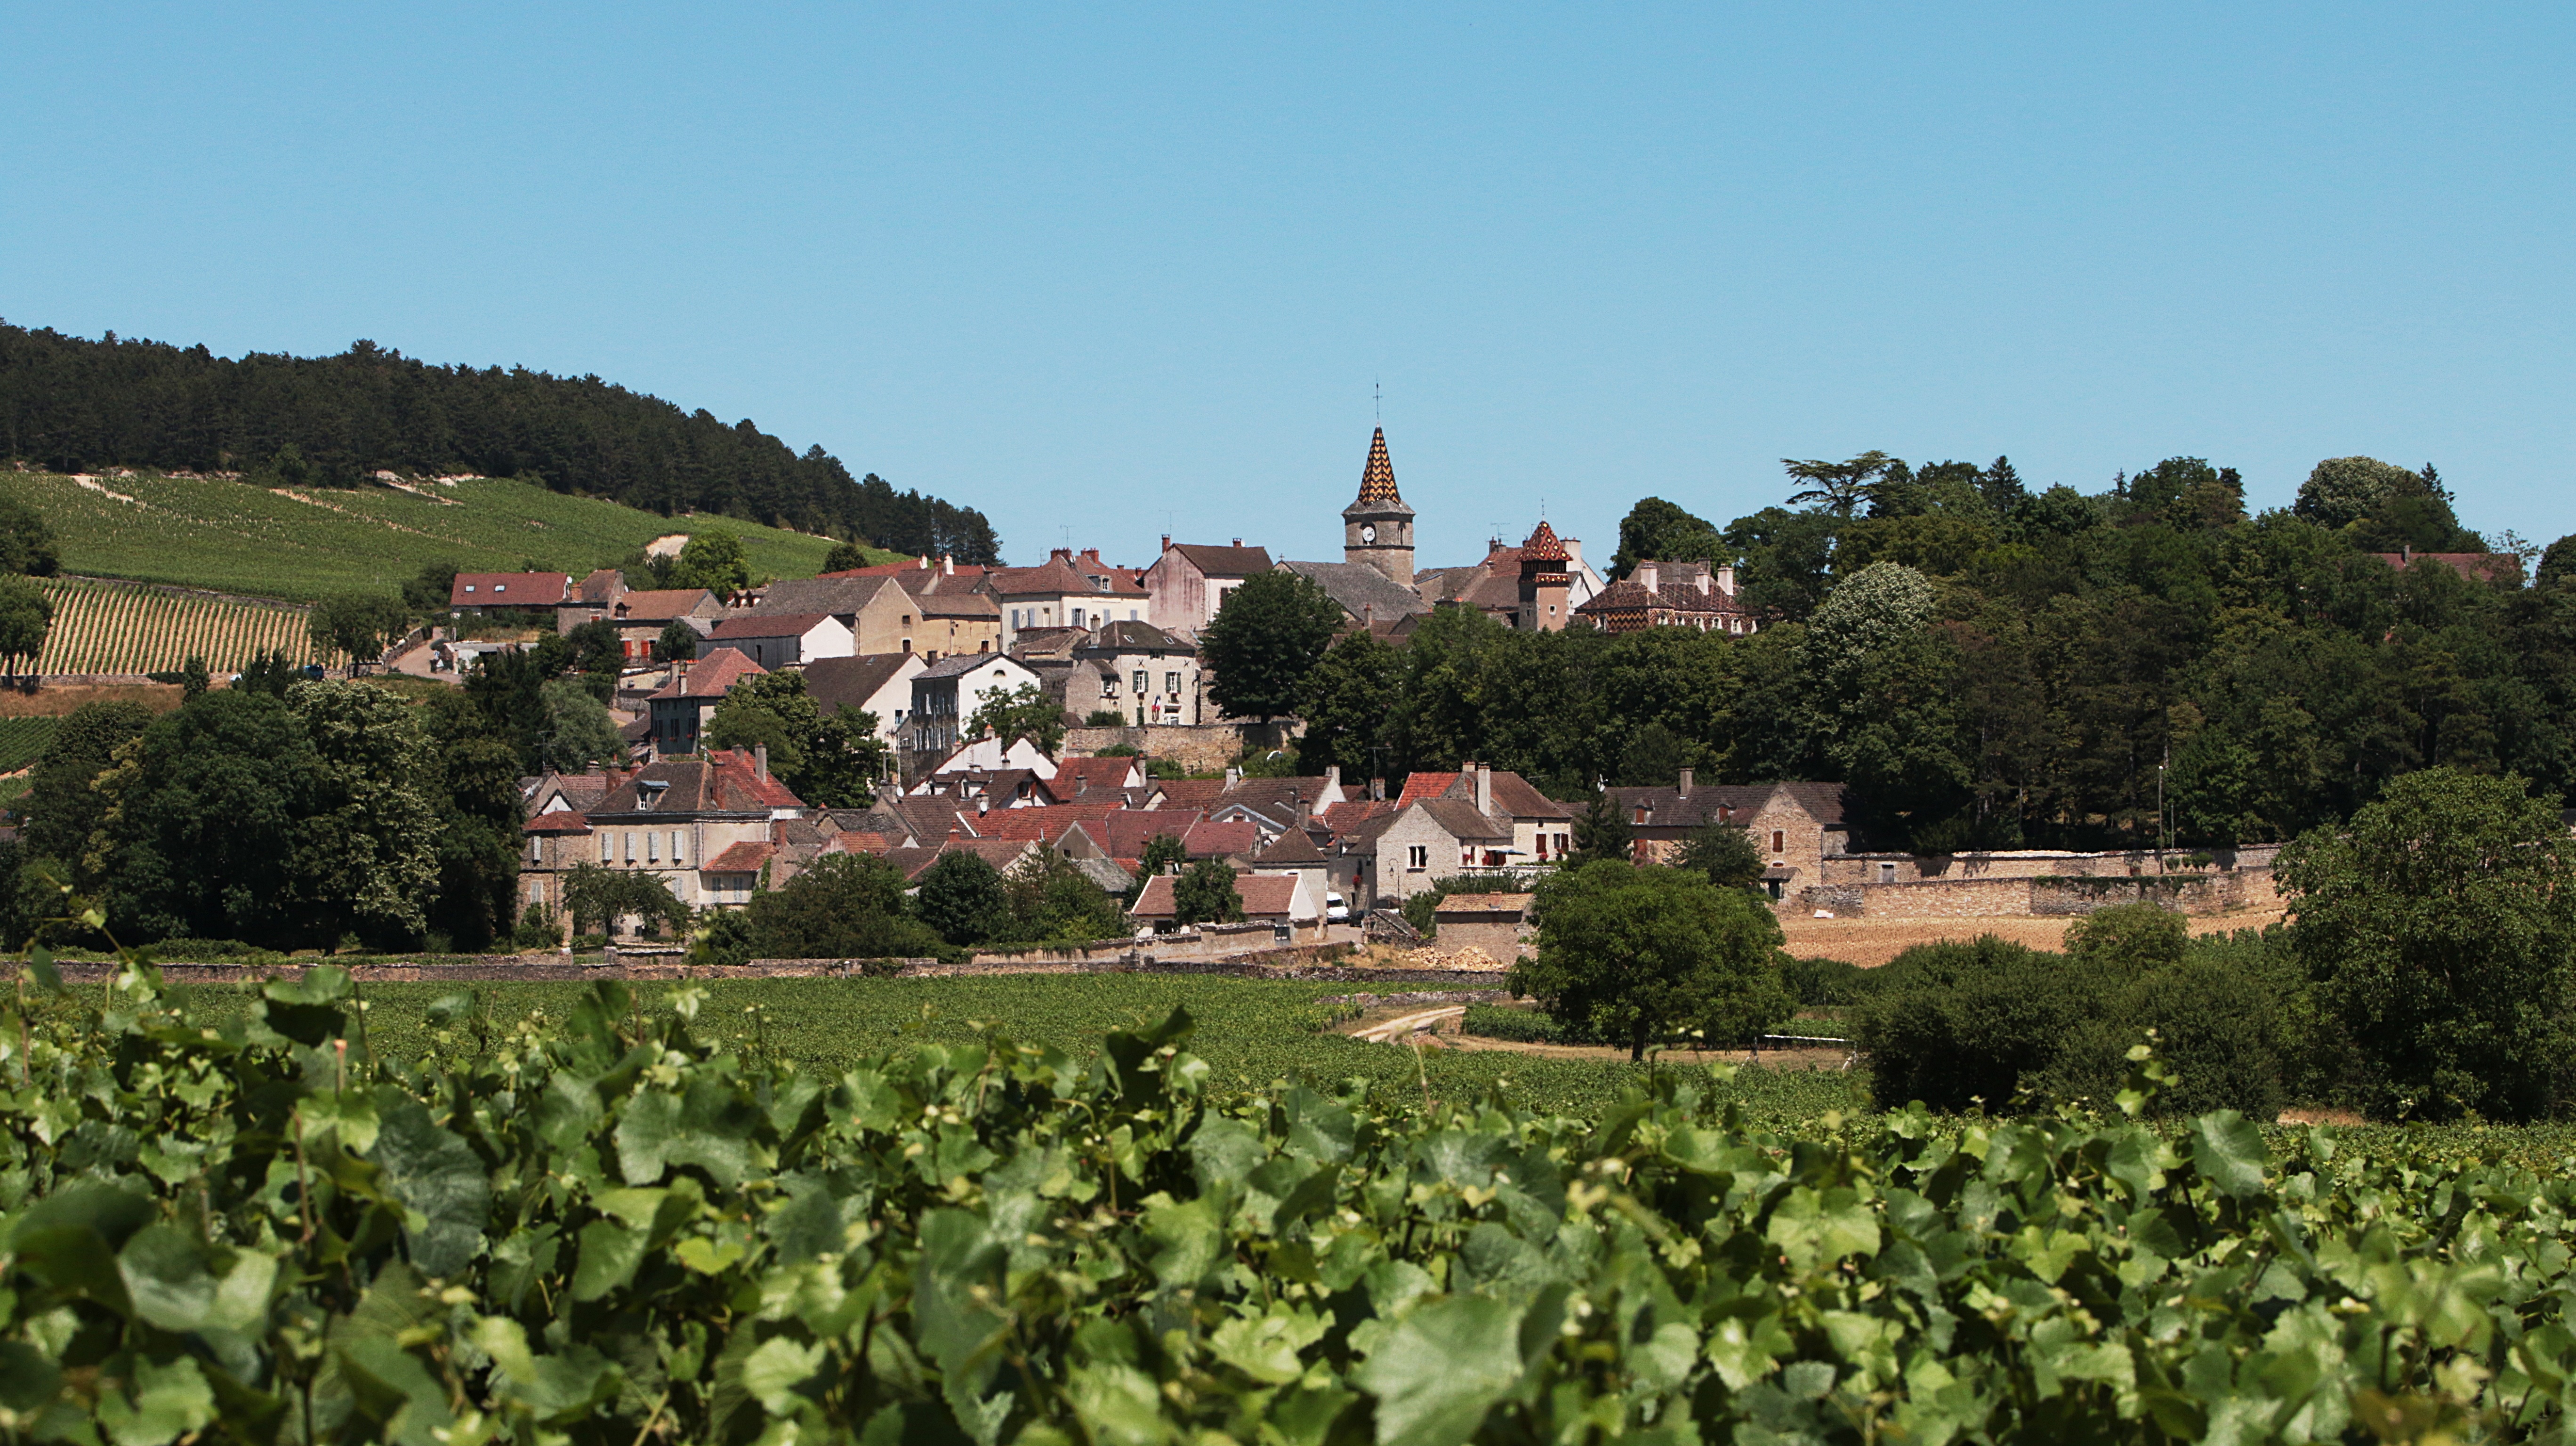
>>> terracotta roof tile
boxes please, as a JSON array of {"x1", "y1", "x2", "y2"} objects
[
  {"x1": 648, "y1": 647, "x2": 765, "y2": 700},
  {"x1": 451, "y1": 572, "x2": 570, "y2": 607},
  {"x1": 703, "y1": 841, "x2": 775, "y2": 871}
]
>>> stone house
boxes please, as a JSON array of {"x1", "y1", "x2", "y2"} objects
[
  {"x1": 1572, "y1": 560, "x2": 1759, "y2": 635},
  {"x1": 987, "y1": 551, "x2": 1151, "y2": 651},
  {"x1": 698, "y1": 612, "x2": 854, "y2": 669},
  {"x1": 1069, "y1": 621, "x2": 1205, "y2": 727},
  {"x1": 1274, "y1": 559, "x2": 1430, "y2": 628},
  {"x1": 1145, "y1": 541, "x2": 1274, "y2": 635},
  {"x1": 1398, "y1": 764, "x2": 1575, "y2": 866},
  {"x1": 1128, "y1": 870, "x2": 1315, "y2": 932},
  {"x1": 1431, "y1": 893, "x2": 1534, "y2": 960},
  {"x1": 1602, "y1": 772, "x2": 1851, "y2": 899},
  {"x1": 557, "y1": 587, "x2": 726, "y2": 660},
  {"x1": 1413, "y1": 522, "x2": 1605, "y2": 631},
  {"x1": 1340, "y1": 797, "x2": 1514, "y2": 908},
  {"x1": 800, "y1": 652, "x2": 928, "y2": 750},
  {"x1": 749, "y1": 576, "x2": 924, "y2": 657},
  {"x1": 521, "y1": 747, "x2": 805, "y2": 920}
]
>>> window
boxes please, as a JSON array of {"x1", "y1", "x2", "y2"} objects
[
  {"x1": 1406, "y1": 845, "x2": 1429, "y2": 871},
  {"x1": 1878, "y1": 862, "x2": 1897, "y2": 883},
  {"x1": 902, "y1": 638, "x2": 912, "y2": 652},
  {"x1": 1071, "y1": 608, "x2": 1085, "y2": 627},
  {"x1": 1102, "y1": 676, "x2": 1119, "y2": 698},
  {"x1": 600, "y1": 835, "x2": 612, "y2": 863},
  {"x1": 902, "y1": 614, "x2": 912, "y2": 627},
  {"x1": 1133, "y1": 669, "x2": 1148, "y2": 693},
  {"x1": 1634, "y1": 807, "x2": 1650, "y2": 825},
  {"x1": 1770, "y1": 830, "x2": 1785, "y2": 855},
  {"x1": 670, "y1": 832, "x2": 684, "y2": 866},
  {"x1": 1165, "y1": 671, "x2": 1180, "y2": 695},
  {"x1": 1010, "y1": 608, "x2": 1022, "y2": 628},
  {"x1": 646, "y1": 831, "x2": 658, "y2": 863},
  {"x1": 530, "y1": 837, "x2": 542, "y2": 864},
  {"x1": 624, "y1": 832, "x2": 637, "y2": 864}
]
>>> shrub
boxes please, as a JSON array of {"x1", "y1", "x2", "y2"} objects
[
  {"x1": 1084, "y1": 709, "x2": 1127, "y2": 727},
  {"x1": 1779, "y1": 955, "x2": 1876, "y2": 1007},
  {"x1": 1855, "y1": 936, "x2": 2084, "y2": 1111},
  {"x1": 746, "y1": 852, "x2": 951, "y2": 961},
  {"x1": 1462, "y1": 1004, "x2": 1580, "y2": 1044}
]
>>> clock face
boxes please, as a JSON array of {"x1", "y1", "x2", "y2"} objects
[{"x1": 1360, "y1": 524, "x2": 1377, "y2": 544}]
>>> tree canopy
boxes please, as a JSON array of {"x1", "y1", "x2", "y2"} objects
[
  {"x1": 1512, "y1": 860, "x2": 1792, "y2": 1060},
  {"x1": 0, "y1": 322, "x2": 999, "y2": 559},
  {"x1": 1199, "y1": 571, "x2": 1344, "y2": 721}
]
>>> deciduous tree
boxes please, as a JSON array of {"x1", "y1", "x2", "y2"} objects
[
  {"x1": 1512, "y1": 860, "x2": 1792, "y2": 1060},
  {"x1": 1199, "y1": 571, "x2": 1343, "y2": 721}
]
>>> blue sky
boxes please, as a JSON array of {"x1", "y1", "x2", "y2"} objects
[{"x1": 7, "y1": 3, "x2": 2570, "y2": 570}]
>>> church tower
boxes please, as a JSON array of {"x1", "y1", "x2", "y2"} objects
[{"x1": 1342, "y1": 426, "x2": 1416, "y2": 587}]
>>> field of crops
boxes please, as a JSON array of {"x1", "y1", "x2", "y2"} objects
[
  {"x1": 29, "y1": 577, "x2": 314, "y2": 675},
  {"x1": 10, "y1": 963, "x2": 2576, "y2": 1444},
  {"x1": 162, "y1": 973, "x2": 1870, "y2": 1125},
  {"x1": 0, "y1": 717, "x2": 56, "y2": 772},
  {"x1": 0, "y1": 470, "x2": 902, "y2": 602}
]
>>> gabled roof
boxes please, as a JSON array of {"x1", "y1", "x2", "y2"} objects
[
  {"x1": 1519, "y1": 521, "x2": 1570, "y2": 563},
  {"x1": 1167, "y1": 544, "x2": 1274, "y2": 578},
  {"x1": 1317, "y1": 799, "x2": 1396, "y2": 841},
  {"x1": 1575, "y1": 576, "x2": 1752, "y2": 619},
  {"x1": 650, "y1": 647, "x2": 765, "y2": 700},
  {"x1": 1412, "y1": 797, "x2": 1513, "y2": 843},
  {"x1": 1216, "y1": 776, "x2": 1336, "y2": 825},
  {"x1": 756, "y1": 575, "x2": 899, "y2": 618},
  {"x1": 983, "y1": 559, "x2": 1095, "y2": 597},
  {"x1": 963, "y1": 802, "x2": 1129, "y2": 843},
  {"x1": 1098, "y1": 810, "x2": 1204, "y2": 859},
  {"x1": 1600, "y1": 780, "x2": 1851, "y2": 832},
  {"x1": 590, "y1": 748, "x2": 804, "y2": 816},
  {"x1": 451, "y1": 571, "x2": 571, "y2": 607},
  {"x1": 1128, "y1": 871, "x2": 1300, "y2": 920},
  {"x1": 576, "y1": 568, "x2": 626, "y2": 604},
  {"x1": 917, "y1": 651, "x2": 1027, "y2": 681},
  {"x1": 608, "y1": 588, "x2": 719, "y2": 622},
  {"x1": 1183, "y1": 819, "x2": 1260, "y2": 858},
  {"x1": 524, "y1": 812, "x2": 594, "y2": 835},
  {"x1": 802, "y1": 653, "x2": 921, "y2": 716},
  {"x1": 1149, "y1": 779, "x2": 1226, "y2": 811},
  {"x1": 1278, "y1": 560, "x2": 1431, "y2": 622},
  {"x1": 1053, "y1": 756, "x2": 1143, "y2": 799},
  {"x1": 940, "y1": 836, "x2": 1036, "y2": 872},
  {"x1": 708, "y1": 612, "x2": 836, "y2": 640},
  {"x1": 909, "y1": 587, "x2": 1002, "y2": 619},
  {"x1": 1422, "y1": 769, "x2": 1574, "y2": 821},
  {"x1": 1253, "y1": 828, "x2": 1327, "y2": 865},
  {"x1": 1086, "y1": 619, "x2": 1187, "y2": 651},
  {"x1": 703, "y1": 841, "x2": 775, "y2": 872},
  {"x1": 824, "y1": 556, "x2": 991, "y2": 582},
  {"x1": 1397, "y1": 772, "x2": 1461, "y2": 807}
]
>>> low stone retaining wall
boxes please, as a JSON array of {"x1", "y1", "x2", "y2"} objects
[
  {"x1": 1060, "y1": 721, "x2": 1298, "y2": 773},
  {"x1": 1795, "y1": 868, "x2": 2279, "y2": 918}
]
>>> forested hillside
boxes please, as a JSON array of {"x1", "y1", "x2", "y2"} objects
[
  {"x1": 1297, "y1": 453, "x2": 2576, "y2": 853},
  {"x1": 0, "y1": 322, "x2": 1000, "y2": 562}
]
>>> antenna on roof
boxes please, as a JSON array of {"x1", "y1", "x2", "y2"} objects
[{"x1": 1374, "y1": 379, "x2": 1382, "y2": 423}]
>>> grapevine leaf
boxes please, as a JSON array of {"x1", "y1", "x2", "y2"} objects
[
  {"x1": 2189, "y1": 1113, "x2": 2268, "y2": 1199},
  {"x1": 368, "y1": 1088, "x2": 490, "y2": 1277},
  {"x1": 1352, "y1": 1293, "x2": 1528, "y2": 1446}
]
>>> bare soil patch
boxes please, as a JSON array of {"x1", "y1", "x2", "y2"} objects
[
  {"x1": 2278, "y1": 1106, "x2": 2366, "y2": 1126},
  {"x1": 1777, "y1": 906, "x2": 2288, "y2": 967},
  {"x1": 0, "y1": 683, "x2": 185, "y2": 716}
]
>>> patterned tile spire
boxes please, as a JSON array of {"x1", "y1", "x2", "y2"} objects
[
  {"x1": 1356, "y1": 426, "x2": 1401, "y2": 503},
  {"x1": 1520, "y1": 519, "x2": 1570, "y2": 563}
]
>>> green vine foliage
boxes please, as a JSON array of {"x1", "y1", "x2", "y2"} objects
[{"x1": 0, "y1": 953, "x2": 2574, "y2": 1443}]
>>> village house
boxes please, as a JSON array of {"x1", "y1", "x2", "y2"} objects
[
  {"x1": 1145, "y1": 540, "x2": 1273, "y2": 634},
  {"x1": 800, "y1": 652, "x2": 927, "y2": 751},
  {"x1": 449, "y1": 571, "x2": 572, "y2": 615},
  {"x1": 1336, "y1": 796, "x2": 1514, "y2": 908},
  {"x1": 698, "y1": 612, "x2": 854, "y2": 669},
  {"x1": 1128, "y1": 869, "x2": 1315, "y2": 933},
  {"x1": 557, "y1": 585, "x2": 727, "y2": 659},
  {"x1": 1572, "y1": 560, "x2": 1759, "y2": 635},
  {"x1": 646, "y1": 648, "x2": 765, "y2": 756},
  {"x1": 904, "y1": 653, "x2": 1044, "y2": 774},
  {"x1": 1398, "y1": 763, "x2": 1576, "y2": 864},
  {"x1": 1413, "y1": 522, "x2": 1605, "y2": 631},
  {"x1": 748, "y1": 575, "x2": 926, "y2": 656},
  {"x1": 986, "y1": 550, "x2": 1151, "y2": 651},
  {"x1": 1601, "y1": 772, "x2": 1851, "y2": 898},
  {"x1": 1071, "y1": 620, "x2": 1206, "y2": 726},
  {"x1": 520, "y1": 747, "x2": 805, "y2": 919}
]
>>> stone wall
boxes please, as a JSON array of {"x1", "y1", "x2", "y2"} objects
[
  {"x1": 1061, "y1": 721, "x2": 1300, "y2": 775},
  {"x1": 1794, "y1": 868, "x2": 2279, "y2": 919},
  {"x1": 1822, "y1": 843, "x2": 2288, "y2": 886},
  {"x1": 967, "y1": 920, "x2": 1361, "y2": 967}
]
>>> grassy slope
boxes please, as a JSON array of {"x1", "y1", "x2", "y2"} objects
[{"x1": 0, "y1": 470, "x2": 907, "y2": 602}]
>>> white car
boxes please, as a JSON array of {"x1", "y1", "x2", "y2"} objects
[{"x1": 1324, "y1": 892, "x2": 1351, "y2": 924}]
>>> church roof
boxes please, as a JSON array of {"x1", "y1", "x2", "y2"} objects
[{"x1": 1344, "y1": 426, "x2": 1416, "y2": 518}]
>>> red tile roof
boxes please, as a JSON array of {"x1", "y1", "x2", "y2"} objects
[
  {"x1": 1183, "y1": 819, "x2": 1259, "y2": 858},
  {"x1": 1054, "y1": 756, "x2": 1143, "y2": 799},
  {"x1": 1099, "y1": 811, "x2": 1205, "y2": 858},
  {"x1": 703, "y1": 841, "x2": 775, "y2": 872},
  {"x1": 1151, "y1": 779, "x2": 1226, "y2": 811},
  {"x1": 1519, "y1": 520, "x2": 1570, "y2": 563},
  {"x1": 1128, "y1": 871, "x2": 1299, "y2": 919},
  {"x1": 523, "y1": 812, "x2": 594, "y2": 834},
  {"x1": 451, "y1": 572, "x2": 571, "y2": 607},
  {"x1": 1397, "y1": 772, "x2": 1461, "y2": 807},
  {"x1": 648, "y1": 647, "x2": 766, "y2": 700},
  {"x1": 964, "y1": 803, "x2": 1130, "y2": 842},
  {"x1": 607, "y1": 588, "x2": 717, "y2": 622},
  {"x1": 2369, "y1": 552, "x2": 2518, "y2": 584}
]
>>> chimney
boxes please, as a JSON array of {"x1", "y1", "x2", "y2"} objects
[
  {"x1": 754, "y1": 743, "x2": 768, "y2": 780},
  {"x1": 917, "y1": 554, "x2": 930, "y2": 570},
  {"x1": 1715, "y1": 564, "x2": 1736, "y2": 597},
  {"x1": 1677, "y1": 766, "x2": 1693, "y2": 797},
  {"x1": 2402, "y1": 545, "x2": 2413, "y2": 564},
  {"x1": 1325, "y1": 764, "x2": 1341, "y2": 795},
  {"x1": 1231, "y1": 538, "x2": 1242, "y2": 547},
  {"x1": 1475, "y1": 763, "x2": 1493, "y2": 818},
  {"x1": 1225, "y1": 765, "x2": 1242, "y2": 787},
  {"x1": 1051, "y1": 546, "x2": 1072, "y2": 564},
  {"x1": 1635, "y1": 561, "x2": 1660, "y2": 593},
  {"x1": 942, "y1": 555, "x2": 955, "y2": 575},
  {"x1": 1370, "y1": 776, "x2": 1386, "y2": 801},
  {"x1": 1160, "y1": 534, "x2": 1171, "y2": 552},
  {"x1": 977, "y1": 793, "x2": 989, "y2": 815}
]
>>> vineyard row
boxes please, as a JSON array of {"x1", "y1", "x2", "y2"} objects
[{"x1": 30, "y1": 581, "x2": 314, "y2": 676}]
